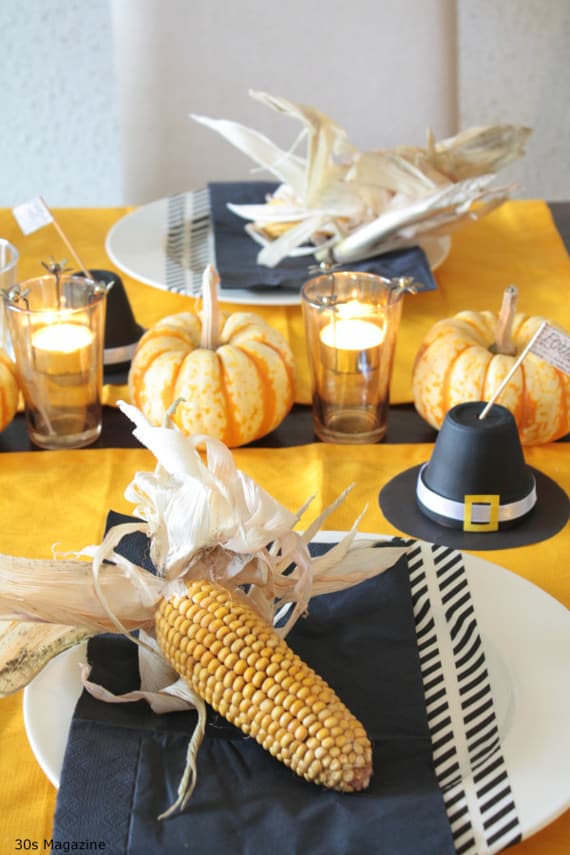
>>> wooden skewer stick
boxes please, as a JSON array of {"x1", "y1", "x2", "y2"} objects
[
  {"x1": 40, "y1": 196, "x2": 91, "y2": 279},
  {"x1": 479, "y1": 320, "x2": 547, "y2": 420}
]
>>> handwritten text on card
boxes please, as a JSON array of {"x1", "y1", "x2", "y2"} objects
[{"x1": 530, "y1": 323, "x2": 570, "y2": 375}]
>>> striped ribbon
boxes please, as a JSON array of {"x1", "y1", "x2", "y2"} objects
[
  {"x1": 406, "y1": 540, "x2": 522, "y2": 854},
  {"x1": 165, "y1": 190, "x2": 211, "y2": 294}
]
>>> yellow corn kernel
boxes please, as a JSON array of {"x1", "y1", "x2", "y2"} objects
[{"x1": 155, "y1": 578, "x2": 372, "y2": 792}]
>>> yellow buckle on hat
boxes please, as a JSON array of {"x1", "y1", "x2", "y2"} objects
[{"x1": 463, "y1": 494, "x2": 500, "y2": 532}]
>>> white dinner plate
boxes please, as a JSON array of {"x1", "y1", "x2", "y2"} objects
[
  {"x1": 105, "y1": 191, "x2": 451, "y2": 306},
  {"x1": 23, "y1": 534, "x2": 569, "y2": 845},
  {"x1": 23, "y1": 638, "x2": 87, "y2": 789}
]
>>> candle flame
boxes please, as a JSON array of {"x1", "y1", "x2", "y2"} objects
[{"x1": 336, "y1": 299, "x2": 375, "y2": 319}]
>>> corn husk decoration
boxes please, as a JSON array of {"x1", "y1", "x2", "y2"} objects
[
  {"x1": 192, "y1": 90, "x2": 531, "y2": 266},
  {"x1": 0, "y1": 621, "x2": 90, "y2": 695},
  {"x1": 0, "y1": 401, "x2": 407, "y2": 817}
]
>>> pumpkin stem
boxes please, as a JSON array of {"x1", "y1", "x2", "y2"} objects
[
  {"x1": 494, "y1": 285, "x2": 518, "y2": 355},
  {"x1": 201, "y1": 265, "x2": 221, "y2": 350}
]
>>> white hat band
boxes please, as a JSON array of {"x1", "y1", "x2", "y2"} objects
[{"x1": 416, "y1": 464, "x2": 537, "y2": 529}]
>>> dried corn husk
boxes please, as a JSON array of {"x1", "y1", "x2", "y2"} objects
[
  {"x1": 0, "y1": 621, "x2": 90, "y2": 696},
  {"x1": 0, "y1": 401, "x2": 405, "y2": 690},
  {"x1": 0, "y1": 399, "x2": 409, "y2": 813},
  {"x1": 0, "y1": 401, "x2": 405, "y2": 814},
  {"x1": 191, "y1": 89, "x2": 531, "y2": 266}
]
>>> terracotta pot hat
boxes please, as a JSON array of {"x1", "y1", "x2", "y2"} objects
[{"x1": 416, "y1": 402, "x2": 536, "y2": 532}]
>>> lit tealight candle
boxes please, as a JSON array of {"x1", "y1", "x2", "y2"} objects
[
  {"x1": 319, "y1": 313, "x2": 385, "y2": 378},
  {"x1": 320, "y1": 318, "x2": 384, "y2": 350},
  {"x1": 302, "y1": 272, "x2": 403, "y2": 442},
  {"x1": 32, "y1": 322, "x2": 94, "y2": 376}
]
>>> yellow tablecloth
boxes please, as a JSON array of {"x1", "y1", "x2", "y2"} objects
[
  {"x1": 0, "y1": 442, "x2": 568, "y2": 853},
  {"x1": 2, "y1": 201, "x2": 569, "y2": 406},
  {"x1": 0, "y1": 202, "x2": 568, "y2": 853}
]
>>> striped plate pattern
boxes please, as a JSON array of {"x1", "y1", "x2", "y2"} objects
[
  {"x1": 407, "y1": 540, "x2": 522, "y2": 854},
  {"x1": 165, "y1": 190, "x2": 211, "y2": 294}
]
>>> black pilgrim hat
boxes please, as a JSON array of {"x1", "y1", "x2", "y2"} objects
[{"x1": 85, "y1": 269, "x2": 145, "y2": 371}]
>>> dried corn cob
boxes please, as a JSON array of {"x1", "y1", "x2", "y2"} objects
[{"x1": 155, "y1": 578, "x2": 373, "y2": 792}]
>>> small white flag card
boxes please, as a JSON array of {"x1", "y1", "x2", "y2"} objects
[
  {"x1": 12, "y1": 196, "x2": 54, "y2": 235},
  {"x1": 480, "y1": 318, "x2": 570, "y2": 420},
  {"x1": 530, "y1": 322, "x2": 570, "y2": 376},
  {"x1": 11, "y1": 197, "x2": 90, "y2": 277}
]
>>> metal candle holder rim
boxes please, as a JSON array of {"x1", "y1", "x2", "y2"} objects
[
  {"x1": 1, "y1": 263, "x2": 110, "y2": 314},
  {"x1": 302, "y1": 270, "x2": 418, "y2": 311}
]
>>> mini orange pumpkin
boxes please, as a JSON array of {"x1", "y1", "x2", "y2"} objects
[
  {"x1": 0, "y1": 349, "x2": 19, "y2": 432},
  {"x1": 128, "y1": 266, "x2": 295, "y2": 446},
  {"x1": 412, "y1": 287, "x2": 570, "y2": 445}
]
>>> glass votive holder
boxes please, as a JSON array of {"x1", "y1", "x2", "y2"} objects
[
  {"x1": 301, "y1": 271, "x2": 410, "y2": 444},
  {"x1": 5, "y1": 272, "x2": 106, "y2": 449},
  {"x1": 0, "y1": 239, "x2": 19, "y2": 353}
]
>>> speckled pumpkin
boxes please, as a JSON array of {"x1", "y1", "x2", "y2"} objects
[
  {"x1": 128, "y1": 268, "x2": 295, "y2": 447},
  {"x1": 412, "y1": 291, "x2": 570, "y2": 446},
  {"x1": 0, "y1": 349, "x2": 19, "y2": 432}
]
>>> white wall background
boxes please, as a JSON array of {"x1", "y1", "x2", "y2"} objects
[
  {"x1": 0, "y1": 0, "x2": 121, "y2": 207},
  {"x1": 458, "y1": 0, "x2": 570, "y2": 201},
  {"x1": 0, "y1": 0, "x2": 568, "y2": 207}
]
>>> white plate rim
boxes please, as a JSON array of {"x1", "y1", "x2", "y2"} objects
[
  {"x1": 23, "y1": 533, "x2": 570, "y2": 843},
  {"x1": 104, "y1": 191, "x2": 451, "y2": 306}
]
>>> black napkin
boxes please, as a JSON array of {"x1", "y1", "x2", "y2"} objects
[
  {"x1": 52, "y1": 514, "x2": 454, "y2": 855},
  {"x1": 209, "y1": 181, "x2": 438, "y2": 292}
]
